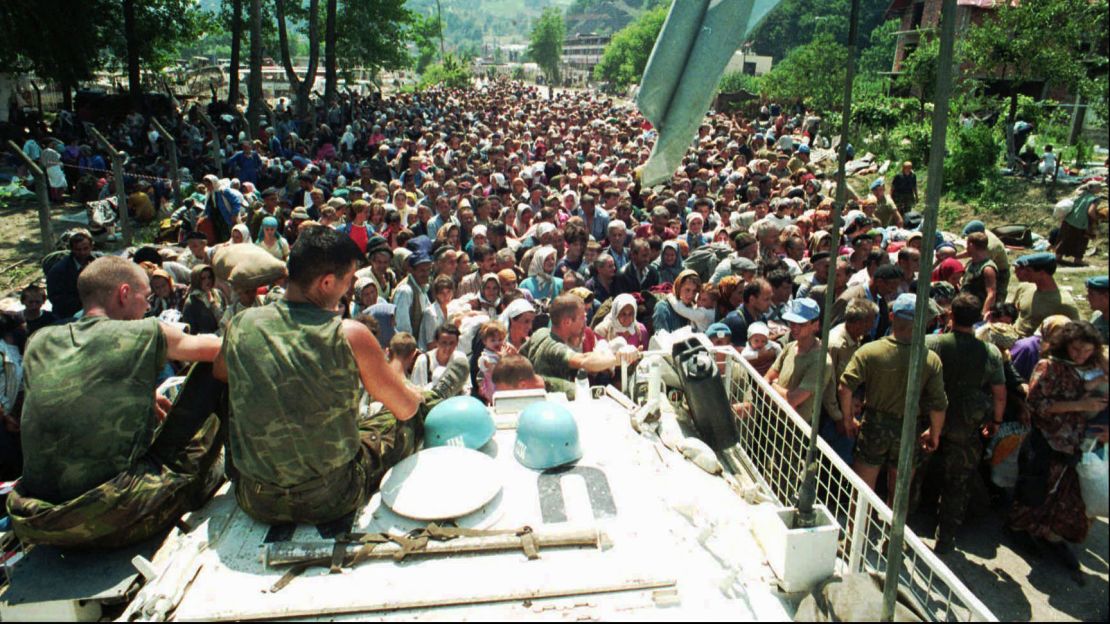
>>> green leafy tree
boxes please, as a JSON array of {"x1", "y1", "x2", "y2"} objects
[
  {"x1": 335, "y1": 0, "x2": 415, "y2": 85},
  {"x1": 412, "y1": 14, "x2": 443, "y2": 74},
  {"x1": 718, "y1": 71, "x2": 761, "y2": 95},
  {"x1": 963, "y1": 0, "x2": 1109, "y2": 162},
  {"x1": 247, "y1": 0, "x2": 264, "y2": 137},
  {"x1": 857, "y1": 18, "x2": 898, "y2": 77},
  {"x1": 592, "y1": 5, "x2": 667, "y2": 91},
  {"x1": 419, "y1": 53, "x2": 472, "y2": 89},
  {"x1": 759, "y1": 34, "x2": 847, "y2": 111},
  {"x1": 749, "y1": 0, "x2": 891, "y2": 62},
  {"x1": 528, "y1": 7, "x2": 565, "y2": 86},
  {"x1": 110, "y1": 0, "x2": 214, "y2": 107},
  {"x1": 227, "y1": 0, "x2": 245, "y2": 107},
  {"x1": 894, "y1": 37, "x2": 940, "y2": 117},
  {"x1": 0, "y1": 0, "x2": 110, "y2": 111}
]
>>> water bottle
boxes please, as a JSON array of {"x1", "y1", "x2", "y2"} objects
[{"x1": 575, "y1": 369, "x2": 590, "y2": 402}]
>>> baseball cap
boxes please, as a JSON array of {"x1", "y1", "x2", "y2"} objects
[
  {"x1": 891, "y1": 293, "x2": 917, "y2": 320},
  {"x1": 781, "y1": 298, "x2": 821, "y2": 324}
]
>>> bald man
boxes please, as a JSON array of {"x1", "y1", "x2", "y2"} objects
[{"x1": 8, "y1": 256, "x2": 226, "y2": 549}]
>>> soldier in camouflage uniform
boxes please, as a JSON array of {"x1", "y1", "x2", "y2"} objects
[
  {"x1": 924, "y1": 294, "x2": 1006, "y2": 554},
  {"x1": 839, "y1": 294, "x2": 948, "y2": 503},
  {"x1": 7, "y1": 257, "x2": 226, "y2": 549},
  {"x1": 217, "y1": 226, "x2": 424, "y2": 525}
]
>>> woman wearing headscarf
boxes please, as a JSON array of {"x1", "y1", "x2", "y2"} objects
[
  {"x1": 653, "y1": 240, "x2": 684, "y2": 285},
  {"x1": 521, "y1": 245, "x2": 563, "y2": 301},
  {"x1": 500, "y1": 298, "x2": 537, "y2": 351},
  {"x1": 257, "y1": 215, "x2": 290, "y2": 261},
  {"x1": 472, "y1": 273, "x2": 502, "y2": 317},
  {"x1": 181, "y1": 264, "x2": 225, "y2": 335},
  {"x1": 145, "y1": 266, "x2": 186, "y2": 318},
  {"x1": 594, "y1": 293, "x2": 649, "y2": 350},
  {"x1": 652, "y1": 270, "x2": 711, "y2": 333},
  {"x1": 932, "y1": 257, "x2": 966, "y2": 288},
  {"x1": 1009, "y1": 321, "x2": 1109, "y2": 572}
]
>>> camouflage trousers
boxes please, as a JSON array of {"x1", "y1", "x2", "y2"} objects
[
  {"x1": 6, "y1": 364, "x2": 227, "y2": 550},
  {"x1": 933, "y1": 423, "x2": 985, "y2": 538},
  {"x1": 235, "y1": 394, "x2": 438, "y2": 526}
]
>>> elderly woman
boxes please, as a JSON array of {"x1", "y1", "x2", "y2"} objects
[
  {"x1": 654, "y1": 240, "x2": 684, "y2": 285},
  {"x1": 181, "y1": 264, "x2": 225, "y2": 335},
  {"x1": 594, "y1": 293, "x2": 649, "y2": 350},
  {"x1": 1010, "y1": 321, "x2": 1109, "y2": 572},
  {"x1": 521, "y1": 245, "x2": 563, "y2": 302}
]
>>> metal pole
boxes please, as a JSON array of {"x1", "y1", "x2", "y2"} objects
[
  {"x1": 150, "y1": 118, "x2": 181, "y2": 206},
  {"x1": 8, "y1": 141, "x2": 55, "y2": 255},
  {"x1": 793, "y1": 0, "x2": 861, "y2": 529},
  {"x1": 88, "y1": 126, "x2": 133, "y2": 246},
  {"x1": 881, "y1": 0, "x2": 957, "y2": 619}
]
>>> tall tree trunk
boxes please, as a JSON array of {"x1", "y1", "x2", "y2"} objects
[
  {"x1": 228, "y1": 0, "x2": 243, "y2": 107},
  {"x1": 276, "y1": 0, "x2": 301, "y2": 93},
  {"x1": 123, "y1": 0, "x2": 142, "y2": 110},
  {"x1": 61, "y1": 78, "x2": 74, "y2": 112},
  {"x1": 297, "y1": 0, "x2": 322, "y2": 123},
  {"x1": 247, "y1": 0, "x2": 264, "y2": 138},
  {"x1": 324, "y1": 0, "x2": 337, "y2": 104}
]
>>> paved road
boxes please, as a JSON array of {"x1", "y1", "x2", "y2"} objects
[{"x1": 909, "y1": 511, "x2": 1108, "y2": 621}]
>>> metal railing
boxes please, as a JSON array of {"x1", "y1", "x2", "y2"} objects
[{"x1": 714, "y1": 347, "x2": 996, "y2": 622}]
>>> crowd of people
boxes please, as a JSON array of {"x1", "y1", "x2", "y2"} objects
[{"x1": 0, "y1": 81, "x2": 1107, "y2": 578}]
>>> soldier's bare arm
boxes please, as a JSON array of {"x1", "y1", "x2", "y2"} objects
[
  {"x1": 160, "y1": 321, "x2": 222, "y2": 362},
  {"x1": 343, "y1": 319, "x2": 420, "y2": 421}
]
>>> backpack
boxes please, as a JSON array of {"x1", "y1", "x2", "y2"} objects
[
  {"x1": 991, "y1": 224, "x2": 1033, "y2": 248},
  {"x1": 682, "y1": 242, "x2": 733, "y2": 282}
]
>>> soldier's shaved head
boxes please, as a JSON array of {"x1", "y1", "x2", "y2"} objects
[{"x1": 77, "y1": 256, "x2": 148, "y2": 310}]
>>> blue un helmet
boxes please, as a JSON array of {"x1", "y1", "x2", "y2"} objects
[
  {"x1": 514, "y1": 402, "x2": 582, "y2": 470},
  {"x1": 424, "y1": 396, "x2": 496, "y2": 450}
]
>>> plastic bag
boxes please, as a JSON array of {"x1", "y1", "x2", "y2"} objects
[
  {"x1": 1053, "y1": 198, "x2": 1074, "y2": 222},
  {"x1": 1077, "y1": 449, "x2": 1108, "y2": 518}
]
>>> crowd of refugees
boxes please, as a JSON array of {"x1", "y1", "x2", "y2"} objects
[{"x1": 0, "y1": 80, "x2": 1107, "y2": 575}]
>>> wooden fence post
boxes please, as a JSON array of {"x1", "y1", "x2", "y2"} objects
[
  {"x1": 7, "y1": 140, "x2": 55, "y2": 255},
  {"x1": 150, "y1": 117, "x2": 181, "y2": 206},
  {"x1": 87, "y1": 126, "x2": 133, "y2": 246}
]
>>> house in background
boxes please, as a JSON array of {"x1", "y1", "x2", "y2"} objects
[{"x1": 885, "y1": 0, "x2": 996, "y2": 74}]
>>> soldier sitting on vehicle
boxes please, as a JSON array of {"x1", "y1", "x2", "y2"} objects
[
  {"x1": 217, "y1": 226, "x2": 424, "y2": 526},
  {"x1": 7, "y1": 256, "x2": 226, "y2": 549}
]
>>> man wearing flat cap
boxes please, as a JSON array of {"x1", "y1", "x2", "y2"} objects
[{"x1": 1006, "y1": 253, "x2": 1078, "y2": 337}]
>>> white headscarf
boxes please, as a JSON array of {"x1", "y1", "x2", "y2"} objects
[
  {"x1": 528, "y1": 245, "x2": 558, "y2": 286},
  {"x1": 608, "y1": 293, "x2": 638, "y2": 333},
  {"x1": 499, "y1": 298, "x2": 535, "y2": 328}
]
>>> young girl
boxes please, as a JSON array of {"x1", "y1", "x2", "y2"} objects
[
  {"x1": 742, "y1": 322, "x2": 781, "y2": 376},
  {"x1": 595, "y1": 294, "x2": 649, "y2": 350},
  {"x1": 476, "y1": 320, "x2": 511, "y2": 403}
]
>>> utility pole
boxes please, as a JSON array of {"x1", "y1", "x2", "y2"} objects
[
  {"x1": 8, "y1": 141, "x2": 55, "y2": 255},
  {"x1": 882, "y1": 0, "x2": 957, "y2": 620},
  {"x1": 793, "y1": 0, "x2": 861, "y2": 529},
  {"x1": 87, "y1": 126, "x2": 134, "y2": 246}
]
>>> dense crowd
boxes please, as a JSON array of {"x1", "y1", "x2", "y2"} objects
[{"x1": 1, "y1": 81, "x2": 1107, "y2": 573}]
